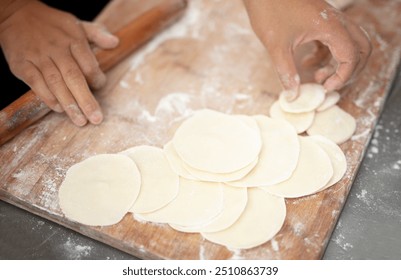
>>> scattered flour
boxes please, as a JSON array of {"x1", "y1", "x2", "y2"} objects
[
  {"x1": 271, "y1": 238, "x2": 279, "y2": 252},
  {"x1": 63, "y1": 237, "x2": 92, "y2": 259}
]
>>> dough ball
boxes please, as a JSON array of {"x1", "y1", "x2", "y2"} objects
[
  {"x1": 58, "y1": 154, "x2": 141, "y2": 226},
  {"x1": 172, "y1": 109, "x2": 262, "y2": 173},
  {"x1": 135, "y1": 178, "x2": 224, "y2": 227},
  {"x1": 201, "y1": 188, "x2": 286, "y2": 249},
  {"x1": 229, "y1": 115, "x2": 300, "y2": 187},
  {"x1": 279, "y1": 83, "x2": 326, "y2": 113},
  {"x1": 317, "y1": 91, "x2": 340, "y2": 112},
  {"x1": 307, "y1": 105, "x2": 356, "y2": 144},
  {"x1": 308, "y1": 135, "x2": 347, "y2": 191},
  {"x1": 262, "y1": 136, "x2": 333, "y2": 198},
  {"x1": 121, "y1": 145, "x2": 179, "y2": 213},
  {"x1": 170, "y1": 185, "x2": 247, "y2": 233},
  {"x1": 269, "y1": 101, "x2": 315, "y2": 133}
]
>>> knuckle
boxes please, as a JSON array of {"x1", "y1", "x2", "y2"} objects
[
  {"x1": 46, "y1": 73, "x2": 62, "y2": 86},
  {"x1": 64, "y1": 67, "x2": 82, "y2": 81}
]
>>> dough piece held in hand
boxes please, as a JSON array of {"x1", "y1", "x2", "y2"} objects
[
  {"x1": 317, "y1": 91, "x2": 340, "y2": 112},
  {"x1": 269, "y1": 101, "x2": 315, "y2": 133},
  {"x1": 201, "y1": 188, "x2": 286, "y2": 249},
  {"x1": 229, "y1": 116, "x2": 299, "y2": 187},
  {"x1": 121, "y1": 145, "x2": 179, "y2": 214},
  {"x1": 173, "y1": 109, "x2": 262, "y2": 173},
  {"x1": 307, "y1": 105, "x2": 356, "y2": 144},
  {"x1": 59, "y1": 154, "x2": 141, "y2": 226},
  {"x1": 136, "y1": 178, "x2": 224, "y2": 227},
  {"x1": 262, "y1": 136, "x2": 333, "y2": 198},
  {"x1": 279, "y1": 83, "x2": 326, "y2": 113}
]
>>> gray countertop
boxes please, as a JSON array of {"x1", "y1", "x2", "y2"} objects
[{"x1": 1, "y1": 69, "x2": 400, "y2": 260}]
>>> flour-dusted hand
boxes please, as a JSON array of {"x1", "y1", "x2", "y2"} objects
[
  {"x1": 243, "y1": 0, "x2": 371, "y2": 100},
  {"x1": 0, "y1": 0, "x2": 119, "y2": 126}
]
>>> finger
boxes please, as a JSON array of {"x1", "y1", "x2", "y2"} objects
[
  {"x1": 314, "y1": 60, "x2": 336, "y2": 84},
  {"x1": 10, "y1": 61, "x2": 63, "y2": 112},
  {"x1": 39, "y1": 57, "x2": 88, "y2": 126},
  {"x1": 322, "y1": 30, "x2": 360, "y2": 91},
  {"x1": 52, "y1": 52, "x2": 103, "y2": 125},
  {"x1": 70, "y1": 41, "x2": 106, "y2": 90},
  {"x1": 346, "y1": 23, "x2": 372, "y2": 77},
  {"x1": 269, "y1": 46, "x2": 301, "y2": 101},
  {"x1": 81, "y1": 21, "x2": 119, "y2": 49}
]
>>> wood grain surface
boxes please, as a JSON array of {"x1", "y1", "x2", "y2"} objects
[{"x1": 1, "y1": 0, "x2": 401, "y2": 259}]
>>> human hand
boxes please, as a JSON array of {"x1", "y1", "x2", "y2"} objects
[
  {"x1": 243, "y1": 0, "x2": 371, "y2": 100},
  {"x1": 0, "y1": 1, "x2": 119, "y2": 126}
]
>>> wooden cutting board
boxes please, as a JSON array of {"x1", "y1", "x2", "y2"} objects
[{"x1": 1, "y1": 0, "x2": 401, "y2": 259}]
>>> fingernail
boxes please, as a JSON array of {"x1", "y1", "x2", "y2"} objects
[
  {"x1": 92, "y1": 72, "x2": 107, "y2": 90},
  {"x1": 75, "y1": 115, "x2": 88, "y2": 127},
  {"x1": 284, "y1": 89, "x2": 298, "y2": 102},
  {"x1": 324, "y1": 79, "x2": 338, "y2": 91},
  {"x1": 103, "y1": 30, "x2": 119, "y2": 44},
  {"x1": 90, "y1": 110, "x2": 103, "y2": 125}
]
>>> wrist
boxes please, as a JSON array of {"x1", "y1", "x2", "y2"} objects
[{"x1": 0, "y1": 0, "x2": 36, "y2": 25}]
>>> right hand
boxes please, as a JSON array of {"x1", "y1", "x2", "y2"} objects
[
  {"x1": 243, "y1": 0, "x2": 372, "y2": 101},
  {"x1": 0, "y1": 1, "x2": 119, "y2": 126}
]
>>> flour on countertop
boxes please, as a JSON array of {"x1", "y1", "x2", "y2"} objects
[{"x1": 63, "y1": 237, "x2": 93, "y2": 259}]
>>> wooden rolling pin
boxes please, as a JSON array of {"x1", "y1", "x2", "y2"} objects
[{"x1": 0, "y1": 0, "x2": 187, "y2": 146}]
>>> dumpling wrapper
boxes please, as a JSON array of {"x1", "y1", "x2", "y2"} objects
[
  {"x1": 316, "y1": 91, "x2": 340, "y2": 112},
  {"x1": 307, "y1": 105, "x2": 356, "y2": 144},
  {"x1": 269, "y1": 101, "x2": 315, "y2": 134},
  {"x1": 135, "y1": 178, "x2": 224, "y2": 227},
  {"x1": 169, "y1": 185, "x2": 247, "y2": 233},
  {"x1": 262, "y1": 136, "x2": 333, "y2": 198},
  {"x1": 229, "y1": 116, "x2": 300, "y2": 187},
  {"x1": 279, "y1": 83, "x2": 326, "y2": 113},
  {"x1": 202, "y1": 188, "x2": 286, "y2": 250},
  {"x1": 173, "y1": 109, "x2": 262, "y2": 173},
  {"x1": 121, "y1": 145, "x2": 179, "y2": 213},
  {"x1": 308, "y1": 135, "x2": 347, "y2": 191},
  {"x1": 58, "y1": 154, "x2": 141, "y2": 226}
]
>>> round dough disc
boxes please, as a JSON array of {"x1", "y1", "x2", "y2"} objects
[
  {"x1": 58, "y1": 154, "x2": 141, "y2": 226},
  {"x1": 163, "y1": 141, "x2": 197, "y2": 180},
  {"x1": 279, "y1": 83, "x2": 326, "y2": 113},
  {"x1": 135, "y1": 178, "x2": 224, "y2": 227},
  {"x1": 262, "y1": 136, "x2": 333, "y2": 198},
  {"x1": 307, "y1": 105, "x2": 356, "y2": 144},
  {"x1": 170, "y1": 185, "x2": 247, "y2": 233},
  {"x1": 269, "y1": 101, "x2": 315, "y2": 133},
  {"x1": 201, "y1": 188, "x2": 286, "y2": 249},
  {"x1": 164, "y1": 140, "x2": 257, "y2": 182},
  {"x1": 308, "y1": 135, "x2": 347, "y2": 191},
  {"x1": 121, "y1": 145, "x2": 179, "y2": 213},
  {"x1": 229, "y1": 115, "x2": 300, "y2": 187},
  {"x1": 317, "y1": 91, "x2": 340, "y2": 112},
  {"x1": 172, "y1": 109, "x2": 262, "y2": 173}
]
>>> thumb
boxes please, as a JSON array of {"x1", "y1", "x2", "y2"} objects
[
  {"x1": 82, "y1": 21, "x2": 119, "y2": 49},
  {"x1": 270, "y1": 48, "x2": 300, "y2": 101}
]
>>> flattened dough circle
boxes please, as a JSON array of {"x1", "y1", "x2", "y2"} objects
[
  {"x1": 201, "y1": 188, "x2": 286, "y2": 249},
  {"x1": 135, "y1": 178, "x2": 224, "y2": 227},
  {"x1": 229, "y1": 115, "x2": 300, "y2": 187},
  {"x1": 307, "y1": 105, "x2": 356, "y2": 144},
  {"x1": 316, "y1": 91, "x2": 340, "y2": 112},
  {"x1": 58, "y1": 154, "x2": 141, "y2": 226},
  {"x1": 121, "y1": 145, "x2": 179, "y2": 213},
  {"x1": 170, "y1": 185, "x2": 247, "y2": 233},
  {"x1": 269, "y1": 101, "x2": 315, "y2": 134},
  {"x1": 173, "y1": 109, "x2": 262, "y2": 173},
  {"x1": 308, "y1": 135, "x2": 347, "y2": 191},
  {"x1": 279, "y1": 83, "x2": 326, "y2": 113},
  {"x1": 262, "y1": 136, "x2": 333, "y2": 198}
]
